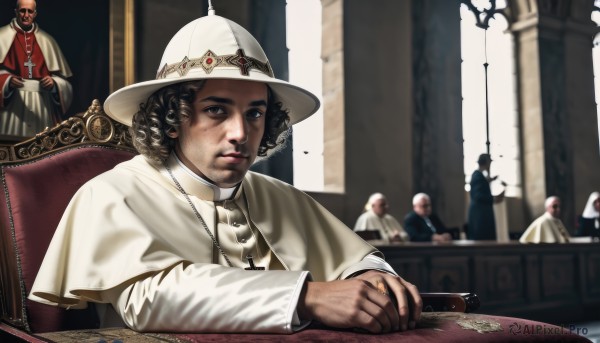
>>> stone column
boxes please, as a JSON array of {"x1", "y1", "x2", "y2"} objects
[
  {"x1": 411, "y1": 0, "x2": 464, "y2": 227},
  {"x1": 509, "y1": 0, "x2": 599, "y2": 228},
  {"x1": 322, "y1": 0, "x2": 464, "y2": 226},
  {"x1": 336, "y1": 0, "x2": 415, "y2": 224},
  {"x1": 322, "y1": 0, "x2": 346, "y2": 195},
  {"x1": 563, "y1": 2, "x2": 600, "y2": 221}
]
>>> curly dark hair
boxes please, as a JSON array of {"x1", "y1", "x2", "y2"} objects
[{"x1": 130, "y1": 80, "x2": 291, "y2": 162}]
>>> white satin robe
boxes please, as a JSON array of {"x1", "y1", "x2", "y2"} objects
[
  {"x1": 29, "y1": 153, "x2": 396, "y2": 333},
  {"x1": 354, "y1": 211, "x2": 409, "y2": 242},
  {"x1": 519, "y1": 212, "x2": 571, "y2": 244}
]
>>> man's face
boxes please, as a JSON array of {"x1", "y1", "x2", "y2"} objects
[
  {"x1": 174, "y1": 79, "x2": 267, "y2": 188},
  {"x1": 483, "y1": 160, "x2": 491, "y2": 171},
  {"x1": 414, "y1": 197, "x2": 432, "y2": 217},
  {"x1": 547, "y1": 198, "x2": 561, "y2": 218},
  {"x1": 371, "y1": 199, "x2": 388, "y2": 217},
  {"x1": 15, "y1": 0, "x2": 36, "y2": 28}
]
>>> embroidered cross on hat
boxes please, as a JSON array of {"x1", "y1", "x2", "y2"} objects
[{"x1": 156, "y1": 49, "x2": 273, "y2": 79}]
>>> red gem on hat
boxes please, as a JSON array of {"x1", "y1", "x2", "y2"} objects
[
  {"x1": 230, "y1": 49, "x2": 252, "y2": 76},
  {"x1": 176, "y1": 56, "x2": 192, "y2": 76}
]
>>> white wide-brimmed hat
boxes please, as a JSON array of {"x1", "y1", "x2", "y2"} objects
[{"x1": 104, "y1": 13, "x2": 320, "y2": 126}]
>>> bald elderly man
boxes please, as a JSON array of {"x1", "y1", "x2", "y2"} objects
[{"x1": 519, "y1": 196, "x2": 571, "y2": 243}]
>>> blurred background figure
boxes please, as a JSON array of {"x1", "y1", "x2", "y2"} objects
[
  {"x1": 404, "y1": 193, "x2": 452, "y2": 242},
  {"x1": 0, "y1": 0, "x2": 72, "y2": 138},
  {"x1": 467, "y1": 153, "x2": 504, "y2": 240},
  {"x1": 354, "y1": 192, "x2": 408, "y2": 243},
  {"x1": 576, "y1": 191, "x2": 600, "y2": 241},
  {"x1": 519, "y1": 196, "x2": 570, "y2": 244}
]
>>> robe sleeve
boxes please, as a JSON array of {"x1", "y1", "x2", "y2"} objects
[
  {"x1": 106, "y1": 252, "x2": 396, "y2": 333},
  {"x1": 105, "y1": 263, "x2": 310, "y2": 333},
  {"x1": 340, "y1": 253, "x2": 398, "y2": 279}
]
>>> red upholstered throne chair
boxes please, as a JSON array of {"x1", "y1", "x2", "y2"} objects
[
  {"x1": 0, "y1": 102, "x2": 591, "y2": 342},
  {"x1": 0, "y1": 100, "x2": 137, "y2": 341}
]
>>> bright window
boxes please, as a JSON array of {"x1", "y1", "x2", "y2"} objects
[
  {"x1": 460, "y1": 0, "x2": 521, "y2": 197},
  {"x1": 286, "y1": 0, "x2": 324, "y2": 191}
]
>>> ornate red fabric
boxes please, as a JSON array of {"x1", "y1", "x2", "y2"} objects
[
  {"x1": 33, "y1": 313, "x2": 592, "y2": 342},
  {"x1": 0, "y1": 146, "x2": 136, "y2": 333}
]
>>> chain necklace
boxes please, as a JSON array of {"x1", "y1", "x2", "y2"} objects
[{"x1": 165, "y1": 163, "x2": 233, "y2": 267}]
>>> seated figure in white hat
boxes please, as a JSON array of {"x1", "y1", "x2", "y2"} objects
[
  {"x1": 29, "y1": 6, "x2": 421, "y2": 334},
  {"x1": 519, "y1": 196, "x2": 571, "y2": 244}
]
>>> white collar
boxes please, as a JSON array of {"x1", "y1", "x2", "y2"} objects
[{"x1": 171, "y1": 153, "x2": 238, "y2": 201}]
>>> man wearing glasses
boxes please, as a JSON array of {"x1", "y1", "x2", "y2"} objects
[{"x1": 404, "y1": 193, "x2": 453, "y2": 242}]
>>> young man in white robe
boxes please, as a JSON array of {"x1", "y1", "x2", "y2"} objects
[{"x1": 29, "y1": 9, "x2": 421, "y2": 334}]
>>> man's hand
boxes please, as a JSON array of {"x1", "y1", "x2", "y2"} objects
[
  {"x1": 389, "y1": 231, "x2": 403, "y2": 242},
  {"x1": 9, "y1": 76, "x2": 24, "y2": 89},
  {"x1": 432, "y1": 233, "x2": 452, "y2": 242},
  {"x1": 40, "y1": 76, "x2": 55, "y2": 90},
  {"x1": 297, "y1": 270, "x2": 421, "y2": 333}
]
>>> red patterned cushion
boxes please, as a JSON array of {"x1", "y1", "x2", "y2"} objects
[
  {"x1": 169, "y1": 313, "x2": 592, "y2": 342},
  {"x1": 32, "y1": 313, "x2": 593, "y2": 342}
]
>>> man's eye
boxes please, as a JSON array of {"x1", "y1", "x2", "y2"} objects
[
  {"x1": 247, "y1": 109, "x2": 264, "y2": 119},
  {"x1": 205, "y1": 106, "x2": 225, "y2": 115}
]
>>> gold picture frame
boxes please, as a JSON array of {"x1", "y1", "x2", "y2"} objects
[{"x1": 109, "y1": 0, "x2": 135, "y2": 92}]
